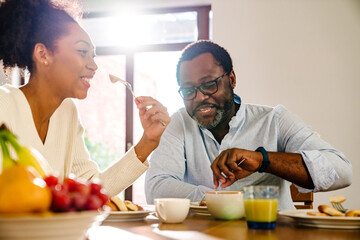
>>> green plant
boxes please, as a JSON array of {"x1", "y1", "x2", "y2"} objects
[{"x1": 84, "y1": 135, "x2": 121, "y2": 171}]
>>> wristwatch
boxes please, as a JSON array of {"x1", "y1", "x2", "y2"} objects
[{"x1": 256, "y1": 147, "x2": 269, "y2": 173}]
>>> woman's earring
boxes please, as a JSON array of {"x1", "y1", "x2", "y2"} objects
[{"x1": 44, "y1": 61, "x2": 48, "y2": 66}]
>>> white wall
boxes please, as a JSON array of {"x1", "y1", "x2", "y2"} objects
[{"x1": 212, "y1": 0, "x2": 360, "y2": 209}]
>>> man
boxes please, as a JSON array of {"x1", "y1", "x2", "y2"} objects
[{"x1": 145, "y1": 40, "x2": 352, "y2": 209}]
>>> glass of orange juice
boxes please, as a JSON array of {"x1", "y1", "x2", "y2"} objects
[{"x1": 243, "y1": 185, "x2": 279, "y2": 229}]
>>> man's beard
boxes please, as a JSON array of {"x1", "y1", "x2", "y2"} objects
[
  {"x1": 196, "y1": 107, "x2": 225, "y2": 129},
  {"x1": 190, "y1": 94, "x2": 234, "y2": 130}
]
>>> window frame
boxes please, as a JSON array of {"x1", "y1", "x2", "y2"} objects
[{"x1": 84, "y1": 5, "x2": 211, "y2": 200}]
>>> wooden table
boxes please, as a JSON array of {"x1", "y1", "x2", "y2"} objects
[{"x1": 88, "y1": 212, "x2": 360, "y2": 240}]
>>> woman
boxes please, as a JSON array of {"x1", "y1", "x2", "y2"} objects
[{"x1": 0, "y1": 0, "x2": 170, "y2": 197}]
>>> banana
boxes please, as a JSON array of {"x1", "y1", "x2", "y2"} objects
[
  {"x1": 0, "y1": 132, "x2": 16, "y2": 171},
  {"x1": 0, "y1": 124, "x2": 52, "y2": 178},
  {"x1": 15, "y1": 146, "x2": 52, "y2": 178}
]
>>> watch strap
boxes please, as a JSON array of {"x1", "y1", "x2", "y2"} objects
[{"x1": 256, "y1": 146, "x2": 269, "y2": 173}]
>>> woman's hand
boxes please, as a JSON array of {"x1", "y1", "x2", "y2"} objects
[
  {"x1": 133, "y1": 96, "x2": 170, "y2": 162},
  {"x1": 135, "y1": 96, "x2": 170, "y2": 141},
  {"x1": 211, "y1": 148, "x2": 263, "y2": 189}
]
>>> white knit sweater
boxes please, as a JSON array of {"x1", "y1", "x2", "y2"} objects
[{"x1": 0, "y1": 84, "x2": 149, "y2": 196}]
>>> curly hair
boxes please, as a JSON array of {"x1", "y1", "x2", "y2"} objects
[
  {"x1": 176, "y1": 40, "x2": 233, "y2": 85},
  {"x1": 0, "y1": 0, "x2": 82, "y2": 73}
]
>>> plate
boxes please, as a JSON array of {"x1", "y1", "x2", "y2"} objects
[
  {"x1": 278, "y1": 209, "x2": 360, "y2": 229},
  {"x1": 0, "y1": 210, "x2": 109, "y2": 240},
  {"x1": 190, "y1": 202, "x2": 210, "y2": 216},
  {"x1": 104, "y1": 210, "x2": 153, "y2": 222}
]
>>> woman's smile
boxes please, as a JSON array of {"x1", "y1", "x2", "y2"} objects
[{"x1": 80, "y1": 76, "x2": 92, "y2": 88}]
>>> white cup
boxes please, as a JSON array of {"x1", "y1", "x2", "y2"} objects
[{"x1": 154, "y1": 198, "x2": 190, "y2": 223}]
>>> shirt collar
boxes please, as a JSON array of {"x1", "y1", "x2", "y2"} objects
[{"x1": 234, "y1": 94, "x2": 241, "y2": 105}]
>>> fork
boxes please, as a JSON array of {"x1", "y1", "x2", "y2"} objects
[
  {"x1": 331, "y1": 202, "x2": 348, "y2": 213},
  {"x1": 109, "y1": 74, "x2": 166, "y2": 126},
  {"x1": 109, "y1": 74, "x2": 136, "y2": 98}
]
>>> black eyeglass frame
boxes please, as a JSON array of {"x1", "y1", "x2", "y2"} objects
[{"x1": 178, "y1": 72, "x2": 229, "y2": 101}]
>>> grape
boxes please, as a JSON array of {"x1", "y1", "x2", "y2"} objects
[
  {"x1": 44, "y1": 175, "x2": 58, "y2": 187},
  {"x1": 46, "y1": 175, "x2": 108, "y2": 212},
  {"x1": 90, "y1": 182, "x2": 102, "y2": 195},
  {"x1": 63, "y1": 176, "x2": 79, "y2": 192},
  {"x1": 50, "y1": 184, "x2": 71, "y2": 212},
  {"x1": 97, "y1": 190, "x2": 109, "y2": 205},
  {"x1": 71, "y1": 192, "x2": 88, "y2": 210},
  {"x1": 74, "y1": 182, "x2": 91, "y2": 198},
  {"x1": 85, "y1": 195, "x2": 102, "y2": 210}
]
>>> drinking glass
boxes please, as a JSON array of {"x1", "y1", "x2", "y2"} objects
[{"x1": 243, "y1": 185, "x2": 279, "y2": 229}]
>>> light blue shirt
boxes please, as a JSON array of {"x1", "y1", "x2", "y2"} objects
[{"x1": 145, "y1": 96, "x2": 352, "y2": 210}]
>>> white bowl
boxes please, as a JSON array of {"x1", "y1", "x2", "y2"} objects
[
  {"x1": 205, "y1": 191, "x2": 244, "y2": 220},
  {"x1": 0, "y1": 209, "x2": 109, "y2": 240}
]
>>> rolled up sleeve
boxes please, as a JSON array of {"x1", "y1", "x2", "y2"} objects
[
  {"x1": 277, "y1": 106, "x2": 352, "y2": 193},
  {"x1": 297, "y1": 149, "x2": 352, "y2": 192}
]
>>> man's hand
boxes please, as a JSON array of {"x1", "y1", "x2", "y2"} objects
[{"x1": 211, "y1": 148, "x2": 263, "y2": 189}]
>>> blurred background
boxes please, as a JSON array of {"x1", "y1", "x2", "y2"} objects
[{"x1": 1, "y1": 0, "x2": 359, "y2": 210}]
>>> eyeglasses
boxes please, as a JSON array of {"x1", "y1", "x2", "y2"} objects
[{"x1": 178, "y1": 72, "x2": 229, "y2": 100}]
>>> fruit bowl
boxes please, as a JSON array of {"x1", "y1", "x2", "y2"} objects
[{"x1": 0, "y1": 209, "x2": 109, "y2": 240}]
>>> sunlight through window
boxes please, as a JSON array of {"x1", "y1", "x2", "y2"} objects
[
  {"x1": 80, "y1": 6, "x2": 211, "y2": 203},
  {"x1": 82, "y1": 11, "x2": 197, "y2": 47}
]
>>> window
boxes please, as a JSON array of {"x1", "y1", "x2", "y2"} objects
[
  {"x1": 82, "y1": 11, "x2": 198, "y2": 46},
  {"x1": 78, "y1": 6, "x2": 211, "y2": 203},
  {"x1": 76, "y1": 55, "x2": 126, "y2": 171}
]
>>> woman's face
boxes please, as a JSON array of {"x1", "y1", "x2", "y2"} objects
[{"x1": 46, "y1": 22, "x2": 98, "y2": 100}]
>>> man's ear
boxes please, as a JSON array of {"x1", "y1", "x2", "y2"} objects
[
  {"x1": 33, "y1": 43, "x2": 51, "y2": 67},
  {"x1": 229, "y1": 70, "x2": 236, "y2": 89}
]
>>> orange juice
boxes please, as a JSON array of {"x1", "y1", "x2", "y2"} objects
[{"x1": 244, "y1": 199, "x2": 278, "y2": 222}]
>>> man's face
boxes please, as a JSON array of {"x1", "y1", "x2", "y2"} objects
[{"x1": 178, "y1": 52, "x2": 236, "y2": 129}]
